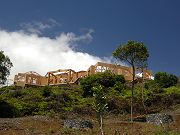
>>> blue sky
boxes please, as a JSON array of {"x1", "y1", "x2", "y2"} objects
[{"x1": 0, "y1": 0, "x2": 179, "y2": 77}]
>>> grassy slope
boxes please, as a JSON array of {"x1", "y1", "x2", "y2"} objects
[
  {"x1": 0, "y1": 85, "x2": 180, "y2": 134},
  {"x1": 0, "y1": 85, "x2": 180, "y2": 116}
]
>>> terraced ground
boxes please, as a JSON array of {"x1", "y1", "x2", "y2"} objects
[{"x1": 0, "y1": 114, "x2": 179, "y2": 135}]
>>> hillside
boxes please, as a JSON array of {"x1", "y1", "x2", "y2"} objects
[
  {"x1": 0, "y1": 114, "x2": 180, "y2": 135},
  {"x1": 0, "y1": 84, "x2": 180, "y2": 134},
  {"x1": 0, "y1": 85, "x2": 180, "y2": 117}
]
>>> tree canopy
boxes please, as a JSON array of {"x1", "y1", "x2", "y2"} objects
[
  {"x1": 0, "y1": 51, "x2": 13, "y2": 85},
  {"x1": 113, "y1": 41, "x2": 149, "y2": 67},
  {"x1": 154, "y1": 72, "x2": 178, "y2": 88}
]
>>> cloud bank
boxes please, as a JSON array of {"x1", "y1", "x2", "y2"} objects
[{"x1": 0, "y1": 27, "x2": 109, "y2": 80}]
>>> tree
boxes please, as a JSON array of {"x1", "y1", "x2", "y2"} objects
[
  {"x1": 178, "y1": 77, "x2": 180, "y2": 86},
  {"x1": 80, "y1": 70, "x2": 125, "y2": 97},
  {"x1": 138, "y1": 61, "x2": 148, "y2": 114},
  {"x1": 0, "y1": 51, "x2": 13, "y2": 85},
  {"x1": 113, "y1": 41, "x2": 149, "y2": 122},
  {"x1": 92, "y1": 85, "x2": 107, "y2": 135},
  {"x1": 154, "y1": 72, "x2": 178, "y2": 88}
]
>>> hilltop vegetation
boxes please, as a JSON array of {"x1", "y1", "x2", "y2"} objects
[
  {"x1": 0, "y1": 69, "x2": 180, "y2": 135},
  {"x1": 0, "y1": 71, "x2": 179, "y2": 118}
]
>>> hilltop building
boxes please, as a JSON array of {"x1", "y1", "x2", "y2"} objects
[{"x1": 14, "y1": 62, "x2": 152, "y2": 87}]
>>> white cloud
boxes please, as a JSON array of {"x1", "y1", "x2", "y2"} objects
[
  {"x1": 0, "y1": 28, "x2": 109, "y2": 80},
  {"x1": 19, "y1": 19, "x2": 61, "y2": 35}
]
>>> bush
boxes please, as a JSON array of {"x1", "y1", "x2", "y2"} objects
[
  {"x1": 80, "y1": 70, "x2": 125, "y2": 97},
  {"x1": 154, "y1": 72, "x2": 178, "y2": 88},
  {"x1": 0, "y1": 100, "x2": 18, "y2": 117},
  {"x1": 9, "y1": 90, "x2": 23, "y2": 98},
  {"x1": 0, "y1": 85, "x2": 16, "y2": 92},
  {"x1": 165, "y1": 86, "x2": 180, "y2": 95},
  {"x1": 113, "y1": 82, "x2": 125, "y2": 92},
  {"x1": 42, "y1": 86, "x2": 52, "y2": 97},
  {"x1": 144, "y1": 80, "x2": 164, "y2": 93},
  {"x1": 107, "y1": 96, "x2": 130, "y2": 114}
]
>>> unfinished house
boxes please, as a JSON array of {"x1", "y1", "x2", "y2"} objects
[
  {"x1": 14, "y1": 62, "x2": 152, "y2": 87},
  {"x1": 46, "y1": 69, "x2": 87, "y2": 85},
  {"x1": 87, "y1": 62, "x2": 152, "y2": 81},
  {"x1": 14, "y1": 71, "x2": 47, "y2": 87}
]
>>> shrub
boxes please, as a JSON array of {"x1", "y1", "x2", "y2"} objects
[
  {"x1": 113, "y1": 82, "x2": 125, "y2": 92},
  {"x1": 80, "y1": 70, "x2": 125, "y2": 97},
  {"x1": 107, "y1": 96, "x2": 130, "y2": 114},
  {"x1": 144, "y1": 80, "x2": 164, "y2": 93},
  {"x1": 9, "y1": 90, "x2": 23, "y2": 98},
  {"x1": 114, "y1": 75, "x2": 125, "y2": 83},
  {"x1": 0, "y1": 100, "x2": 18, "y2": 117},
  {"x1": 154, "y1": 72, "x2": 178, "y2": 88},
  {"x1": 0, "y1": 85, "x2": 16, "y2": 92},
  {"x1": 42, "y1": 86, "x2": 52, "y2": 97}
]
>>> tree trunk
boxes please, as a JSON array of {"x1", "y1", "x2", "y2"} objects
[
  {"x1": 141, "y1": 68, "x2": 147, "y2": 114},
  {"x1": 131, "y1": 65, "x2": 135, "y2": 122},
  {"x1": 100, "y1": 114, "x2": 104, "y2": 135}
]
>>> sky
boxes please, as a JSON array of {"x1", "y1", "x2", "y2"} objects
[{"x1": 0, "y1": 0, "x2": 179, "y2": 80}]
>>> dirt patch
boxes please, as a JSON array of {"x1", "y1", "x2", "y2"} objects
[
  {"x1": 0, "y1": 116, "x2": 62, "y2": 135},
  {"x1": 0, "y1": 115, "x2": 179, "y2": 135}
]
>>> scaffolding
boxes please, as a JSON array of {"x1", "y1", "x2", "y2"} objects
[{"x1": 14, "y1": 62, "x2": 152, "y2": 87}]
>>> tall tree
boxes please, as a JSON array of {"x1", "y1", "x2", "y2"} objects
[
  {"x1": 138, "y1": 61, "x2": 148, "y2": 114},
  {"x1": 113, "y1": 41, "x2": 149, "y2": 122},
  {"x1": 0, "y1": 51, "x2": 13, "y2": 85}
]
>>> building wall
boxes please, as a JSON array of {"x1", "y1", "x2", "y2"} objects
[{"x1": 14, "y1": 62, "x2": 152, "y2": 87}]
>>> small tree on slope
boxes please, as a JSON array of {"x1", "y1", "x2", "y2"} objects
[
  {"x1": 93, "y1": 85, "x2": 108, "y2": 135},
  {"x1": 113, "y1": 41, "x2": 149, "y2": 122}
]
